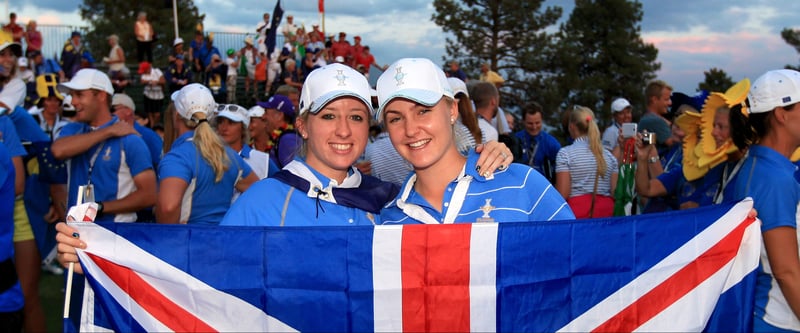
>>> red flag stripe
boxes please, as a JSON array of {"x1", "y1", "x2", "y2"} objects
[
  {"x1": 86, "y1": 253, "x2": 217, "y2": 332},
  {"x1": 592, "y1": 216, "x2": 756, "y2": 332},
  {"x1": 401, "y1": 224, "x2": 472, "y2": 332}
]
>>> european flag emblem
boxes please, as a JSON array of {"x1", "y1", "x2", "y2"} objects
[{"x1": 783, "y1": 96, "x2": 792, "y2": 103}]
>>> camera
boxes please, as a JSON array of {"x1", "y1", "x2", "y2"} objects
[{"x1": 641, "y1": 131, "x2": 656, "y2": 145}]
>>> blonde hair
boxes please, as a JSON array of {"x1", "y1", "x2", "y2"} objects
[
  {"x1": 570, "y1": 106, "x2": 607, "y2": 176},
  {"x1": 185, "y1": 112, "x2": 230, "y2": 182}
]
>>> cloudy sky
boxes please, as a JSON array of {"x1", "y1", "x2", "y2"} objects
[{"x1": 9, "y1": 0, "x2": 800, "y2": 97}]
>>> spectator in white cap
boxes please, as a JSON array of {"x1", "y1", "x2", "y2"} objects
[
  {"x1": 214, "y1": 104, "x2": 270, "y2": 181},
  {"x1": 247, "y1": 105, "x2": 269, "y2": 151},
  {"x1": 730, "y1": 69, "x2": 800, "y2": 332},
  {"x1": 375, "y1": 58, "x2": 573, "y2": 224},
  {"x1": 111, "y1": 93, "x2": 163, "y2": 169},
  {"x1": 602, "y1": 97, "x2": 632, "y2": 161},
  {"x1": 52, "y1": 68, "x2": 157, "y2": 223},
  {"x1": 15, "y1": 56, "x2": 32, "y2": 83},
  {"x1": 221, "y1": 63, "x2": 398, "y2": 226},
  {"x1": 156, "y1": 84, "x2": 257, "y2": 224}
]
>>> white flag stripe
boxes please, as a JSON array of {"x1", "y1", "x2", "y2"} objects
[
  {"x1": 470, "y1": 223, "x2": 498, "y2": 332},
  {"x1": 372, "y1": 225, "x2": 404, "y2": 332},
  {"x1": 71, "y1": 223, "x2": 296, "y2": 332},
  {"x1": 559, "y1": 199, "x2": 756, "y2": 331},
  {"x1": 76, "y1": 254, "x2": 171, "y2": 332},
  {"x1": 635, "y1": 221, "x2": 762, "y2": 332}
]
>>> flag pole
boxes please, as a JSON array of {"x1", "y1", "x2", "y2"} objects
[{"x1": 172, "y1": 0, "x2": 179, "y2": 39}]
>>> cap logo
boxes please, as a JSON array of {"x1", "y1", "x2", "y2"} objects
[
  {"x1": 394, "y1": 66, "x2": 406, "y2": 86},
  {"x1": 335, "y1": 69, "x2": 348, "y2": 86},
  {"x1": 783, "y1": 96, "x2": 792, "y2": 103}
]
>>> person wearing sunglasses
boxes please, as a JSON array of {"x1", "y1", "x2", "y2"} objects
[
  {"x1": 156, "y1": 84, "x2": 258, "y2": 225},
  {"x1": 213, "y1": 103, "x2": 270, "y2": 201}
]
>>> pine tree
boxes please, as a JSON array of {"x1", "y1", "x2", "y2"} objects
[
  {"x1": 554, "y1": 0, "x2": 660, "y2": 127},
  {"x1": 781, "y1": 28, "x2": 800, "y2": 71},
  {"x1": 697, "y1": 68, "x2": 734, "y2": 93}
]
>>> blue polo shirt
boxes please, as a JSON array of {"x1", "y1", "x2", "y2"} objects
[
  {"x1": 0, "y1": 144, "x2": 24, "y2": 312},
  {"x1": 134, "y1": 122, "x2": 163, "y2": 169},
  {"x1": 58, "y1": 116, "x2": 153, "y2": 222},
  {"x1": 0, "y1": 116, "x2": 26, "y2": 158},
  {"x1": 514, "y1": 130, "x2": 561, "y2": 179},
  {"x1": 158, "y1": 131, "x2": 253, "y2": 225},
  {"x1": 221, "y1": 160, "x2": 378, "y2": 226},
  {"x1": 379, "y1": 151, "x2": 575, "y2": 224},
  {"x1": 733, "y1": 145, "x2": 800, "y2": 331}
]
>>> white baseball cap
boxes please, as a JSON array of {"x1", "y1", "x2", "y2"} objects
[
  {"x1": 248, "y1": 105, "x2": 265, "y2": 118},
  {"x1": 112, "y1": 93, "x2": 136, "y2": 111},
  {"x1": 376, "y1": 58, "x2": 454, "y2": 121},
  {"x1": 171, "y1": 83, "x2": 217, "y2": 121},
  {"x1": 17, "y1": 57, "x2": 28, "y2": 68},
  {"x1": 448, "y1": 77, "x2": 469, "y2": 98},
  {"x1": 216, "y1": 104, "x2": 250, "y2": 127},
  {"x1": 298, "y1": 63, "x2": 373, "y2": 116},
  {"x1": 173, "y1": 37, "x2": 184, "y2": 46},
  {"x1": 611, "y1": 98, "x2": 632, "y2": 113},
  {"x1": 748, "y1": 69, "x2": 800, "y2": 114},
  {"x1": 57, "y1": 68, "x2": 114, "y2": 95}
]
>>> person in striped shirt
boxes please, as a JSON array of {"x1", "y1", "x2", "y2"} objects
[{"x1": 376, "y1": 58, "x2": 574, "y2": 224}]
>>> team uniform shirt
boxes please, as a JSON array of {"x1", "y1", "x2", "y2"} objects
[
  {"x1": 601, "y1": 122, "x2": 621, "y2": 151},
  {"x1": 221, "y1": 159, "x2": 381, "y2": 227},
  {"x1": 158, "y1": 131, "x2": 253, "y2": 225},
  {"x1": 230, "y1": 145, "x2": 270, "y2": 203},
  {"x1": 0, "y1": 144, "x2": 24, "y2": 313},
  {"x1": 732, "y1": 145, "x2": 800, "y2": 331},
  {"x1": 379, "y1": 151, "x2": 575, "y2": 225},
  {"x1": 59, "y1": 116, "x2": 153, "y2": 222},
  {"x1": 555, "y1": 137, "x2": 618, "y2": 197},
  {"x1": 0, "y1": 116, "x2": 26, "y2": 158},
  {"x1": 515, "y1": 129, "x2": 561, "y2": 179},
  {"x1": 134, "y1": 122, "x2": 162, "y2": 170}
]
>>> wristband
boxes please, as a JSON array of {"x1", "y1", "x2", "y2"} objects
[{"x1": 96, "y1": 201, "x2": 104, "y2": 215}]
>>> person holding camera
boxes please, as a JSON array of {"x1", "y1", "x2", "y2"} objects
[{"x1": 639, "y1": 80, "x2": 678, "y2": 156}]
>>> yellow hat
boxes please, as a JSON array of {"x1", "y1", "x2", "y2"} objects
[
  {"x1": 34, "y1": 74, "x2": 63, "y2": 105},
  {"x1": 699, "y1": 79, "x2": 750, "y2": 166},
  {"x1": 675, "y1": 111, "x2": 706, "y2": 181},
  {"x1": 0, "y1": 30, "x2": 22, "y2": 57}
]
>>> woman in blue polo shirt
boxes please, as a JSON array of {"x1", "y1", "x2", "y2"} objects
[
  {"x1": 222, "y1": 63, "x2": 516, "y2": 227},
  {"x1": 156, "y1": 84, "x2": 258, "y2": 225},
  {"x1": 0, "y1": 144, "x2": 24, "y2": 332},
  {"x1": 730, "y1": 69, "x2": 800, "y2": 332},
  {"x1": 375, "y1": 58, "x2": 574, "y2": 224}
]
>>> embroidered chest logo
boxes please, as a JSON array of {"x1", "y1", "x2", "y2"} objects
[
  {"x1": 102, "y1": 147, "x2": 112, "y2": 161},
  {"x1": 477, "y1": 198, "x2": 496, "y2": 223}
]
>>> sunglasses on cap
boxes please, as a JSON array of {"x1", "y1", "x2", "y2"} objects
[{"x1": 216, "y1": 104, "x2": 246, "y2": 113}]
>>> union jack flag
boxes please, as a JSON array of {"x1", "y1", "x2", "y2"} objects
[{"x1": 68, "y1": 199, "x2": 759, "y2": 332}]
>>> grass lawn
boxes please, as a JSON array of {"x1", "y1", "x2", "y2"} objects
[{"x1": 40, "y1": 272, "x2": 65, "y2": 333}]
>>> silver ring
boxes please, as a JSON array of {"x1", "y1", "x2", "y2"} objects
[{"x1": 500, "y1": 152, "x2": 508, "y2": 159}]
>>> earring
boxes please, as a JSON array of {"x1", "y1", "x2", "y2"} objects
[{"x1": 450, "y1": 118, "x2": 455, "y2": 125}]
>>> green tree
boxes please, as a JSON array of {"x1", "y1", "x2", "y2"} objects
[
  {"x1": 697, "y1": 67, "x2": 733, "y2": 93},
  {"x1": 553, "y1": 0, "x2": 660, "y2": 127},
  {"x1": 79, "y1": 0, "x2": 204, "y2": 69},
  {"x1": 431, "y1": 0, "x2": 563, "y2": 115},
  {"x1": 781, "y1": 28, "x2": 800, "y2": 71}
]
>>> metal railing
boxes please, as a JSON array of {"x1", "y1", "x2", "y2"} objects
[{"x1": 30, "y1": 24, "x2": 284, "y2": 64}]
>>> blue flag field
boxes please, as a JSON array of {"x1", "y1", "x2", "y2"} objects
[{"x1": 68, "y1": 199, "x2": 760, "y2": 332}]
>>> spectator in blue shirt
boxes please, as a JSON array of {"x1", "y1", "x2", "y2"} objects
[{"x1": 515, "y1": 102, "x2": 561, "y2": 183}]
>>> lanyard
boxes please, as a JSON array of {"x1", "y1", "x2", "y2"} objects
[
  {"x1": 86, "y1": 141, "x2": 106, "y2": 186},
  {"x1": 713, "y1": 153, "x2": 747, "y2": 204},
  {"x1": 396, "y1": 165, "x2": 472, "y2": 224}
]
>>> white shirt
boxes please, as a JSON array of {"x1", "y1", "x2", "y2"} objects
[{"x1": 478, "y1": 118, "x2": 499, "y2": 142}]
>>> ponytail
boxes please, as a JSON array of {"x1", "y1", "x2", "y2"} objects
[
  {"x1": 571, "y1": 106, "x2": 607, "y2": 176},
  {"x1": 187, "y1": 112, "x2": 230, "y2": 182}
]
